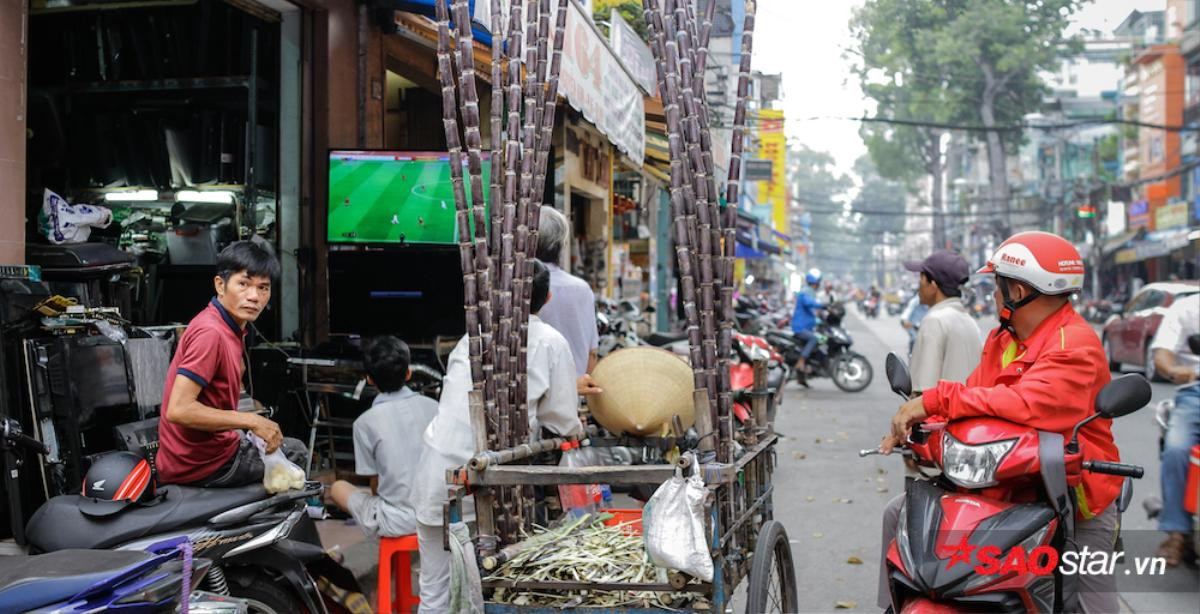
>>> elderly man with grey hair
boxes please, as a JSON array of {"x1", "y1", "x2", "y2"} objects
[{"x1": 536, "y1": 206, "x2": 603, "y2": 395}]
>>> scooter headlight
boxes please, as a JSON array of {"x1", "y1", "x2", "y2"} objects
[{"x1": 941, "y1": 432, "x2": 1016, "y2": 489}]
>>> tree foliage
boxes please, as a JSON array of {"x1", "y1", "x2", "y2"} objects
[
  {"x1": 851, "y1": 0, "x2": 1085, "y2": 236},
  {"x1": 593, "y1": 0, "x2": 650, "y2": 42}
]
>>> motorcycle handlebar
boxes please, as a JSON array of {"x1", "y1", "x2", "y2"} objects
[
  {"x1": 1083, "y1": 460, "x2": 1144, "y2": 478},
  {"x1": 1, "y1": 419, "x2": 48, "y2": 456}
]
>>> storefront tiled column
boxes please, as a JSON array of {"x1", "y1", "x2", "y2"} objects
[{"x1": 0, "y1": 1, "x2": 26, "y2": 264}]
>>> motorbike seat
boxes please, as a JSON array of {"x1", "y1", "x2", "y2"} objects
[
  {"x1": 25, "y1": 483, "x2": 269, "y2": 552},
  {"x1": 645, "y1": 331, "x2": 688, "y2": 346},
  {"x1": 0, "y1": 549, "x2": 152, "y2": 612}
]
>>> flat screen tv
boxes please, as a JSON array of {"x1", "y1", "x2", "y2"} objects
[{"x1": 327, "y1": 150, "x2": 490, "y2": 244}]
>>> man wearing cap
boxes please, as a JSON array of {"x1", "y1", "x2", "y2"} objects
[{"x1": 902, "y1": 250, "x2": 982, "y2": 392}]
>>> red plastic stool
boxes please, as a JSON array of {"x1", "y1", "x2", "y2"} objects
[{"x1": 377, "y1": 534, "x2": 420, "y2": 613}]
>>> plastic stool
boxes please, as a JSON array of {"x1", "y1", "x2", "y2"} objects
[{"x1": 377, "y1": 533, "x2": 420, "y2": 613}]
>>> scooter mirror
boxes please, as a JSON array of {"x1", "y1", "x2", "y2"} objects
[
  {"x1": 1187, "y1": 333, "x2": 1200, "y2": 356},
  {"x1": 1094, "y1": 374, "x2": 1152, "y2": 419},
  {"x1": 885, "y1": 352, "x2": 912, "y2": 399}
]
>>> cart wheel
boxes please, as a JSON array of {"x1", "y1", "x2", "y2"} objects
[{"x1": 746, "y1": 520, "x2": 798, "y2": 614}]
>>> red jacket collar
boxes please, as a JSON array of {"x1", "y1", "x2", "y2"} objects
[{"x1": 993, "y1": 301, "x2": 1075, "y2": 364}]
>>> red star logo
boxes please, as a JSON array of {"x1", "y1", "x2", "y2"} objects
[{"x1": 945, "y1": 536, "x2": 976, "y2": 570}]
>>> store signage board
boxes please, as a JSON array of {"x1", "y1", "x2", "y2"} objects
[
  {"x1": 1128, "y1": 200, "x2": 1150, "y2": 229},
  {"x1": 609, "y1": 9, "x2": 656, "y2": 96},
  {"x1": 559, "y1": 0, "x2": 645, "y2": 166},
  {"x1": 1155, "y1": 201, "x2": 1189, "y2": 230},
  {"x1": 744, "y1": 159, "x2": 773, "y2": 182}
]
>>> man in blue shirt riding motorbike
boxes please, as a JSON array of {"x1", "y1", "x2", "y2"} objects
[{"x1": 791, "y1": 268, "x2": 826, "y2": 386}]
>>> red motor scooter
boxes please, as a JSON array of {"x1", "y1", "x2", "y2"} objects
[
  {"x1": 730, "y1": 331, "x2": 788, "y2": 424},
  {"x1": 863, "y1": 353, "x2": 1150, "y2": 613}
]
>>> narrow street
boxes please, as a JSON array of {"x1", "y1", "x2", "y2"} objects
[{"x1": 767, "y1": 307, "x2": 1197, "y2": 613}]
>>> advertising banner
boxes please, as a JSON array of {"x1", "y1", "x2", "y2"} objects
[
  {"x1": 756, "y1": 109, "x2": 787, "y2": 233},
  {"x1": 560, "y1": 0, "x2": 645, "y2": 166}
]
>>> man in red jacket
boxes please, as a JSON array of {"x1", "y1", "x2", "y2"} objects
[{"x1": 878, "y1": 231, "x2": 1124, "y2": 613}]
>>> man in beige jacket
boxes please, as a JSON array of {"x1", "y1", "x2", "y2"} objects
[
  {"x1": 903, "y1": 250, "x2": 982, "y2": 391},
  {"x1": 876, "y1": 249, "x2": 981, "y2": 610}
]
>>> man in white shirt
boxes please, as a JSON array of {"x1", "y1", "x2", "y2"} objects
[
  {"x1": 877, "y1": 249, "x2": 981, "y2": 609},
  {"x1": 902, "y1": 250, "x2": 982, "y2": 391},
  {"x1": 1149, "y1": 292, "x2": 1200, "y2": 565},
  {"x1": 412, "y1": 260, "x2": 583, "y2": 612},
  {"x1": 328, "y1": 336, "x2": 437, "y2": 537},
  {"x1": 535, "y1": 206, "x2": 603, "y2": 394}
]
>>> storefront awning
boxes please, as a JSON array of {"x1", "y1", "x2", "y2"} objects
[
  {"x1": 1102, "y1": 229, "x2": 1140, "y2": 255},
  {"x1": 1113, "y1": 226, "x2": 1197, "y2": 264}
]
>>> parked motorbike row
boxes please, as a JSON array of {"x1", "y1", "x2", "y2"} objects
[{"x1": 0, "y1": 418, "x2": 362, "y2": 614}]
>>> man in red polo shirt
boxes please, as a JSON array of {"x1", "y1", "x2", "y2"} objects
[
  {"x1": 878, "y1": 231, "x2": 1125, "y2": 613},
  {"x1": 157, "y1": 240, "x2": 306, "y2": 487}
]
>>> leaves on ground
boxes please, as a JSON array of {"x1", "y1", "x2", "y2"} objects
[
  {"x1": 847, "y1": 556, "x2": 863, "y2": 565},
  {"x1": 835, "y1": 600, "x2": 858, "y2": 609}
]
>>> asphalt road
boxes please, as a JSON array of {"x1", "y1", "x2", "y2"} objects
[{"x1": 762, "y1": 307, "x2": 1197, "y2": 613}]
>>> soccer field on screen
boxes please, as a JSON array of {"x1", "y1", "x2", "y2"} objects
[{"x1": 327, "y1": 153, "x2": 490, "y2": 244}]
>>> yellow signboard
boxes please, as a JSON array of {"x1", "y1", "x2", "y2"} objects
[
  {"x1": 756, "y1": 109, "x2": 787, "y2": 234},
  {"x1": 1155, "y1": 201, "x2": 1189, "y2": 230}
]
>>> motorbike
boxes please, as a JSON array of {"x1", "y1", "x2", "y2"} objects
[
  {"x1": 764, "y1": 303, "x2": 874, "y2": 393},
  {"x1": 1141, "y1": 333, "x2": 1200, "y2": 557},
  {"x1": 19, "y1": 415, "x2": 363, "y2": 614},
  {"x1": 861, "y1": 296, "x2": 881, "y2": 319},
  {"x1": 597, "y1": 299, "x2": 645, "y2": 357},
  {"x1": 0, "y1": 418, "x2": 247, "y2": 613},
  {"x1": 864, "y1": 353, "x2": 1150, "y2": 613}
]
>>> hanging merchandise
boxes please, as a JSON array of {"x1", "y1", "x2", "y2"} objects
[{"x1": 38, "y1": 189, "x2": 113, "y2": 245}]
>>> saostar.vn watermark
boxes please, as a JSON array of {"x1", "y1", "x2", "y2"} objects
[{"x1": 944, "y1": 540, "x2": 1167, "y2": 577}]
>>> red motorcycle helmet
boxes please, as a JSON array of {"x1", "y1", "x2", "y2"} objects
[{"x1": 79, "y1": 451, "x2": 157, "y2": 517}]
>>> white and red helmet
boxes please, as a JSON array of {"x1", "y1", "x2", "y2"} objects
[{"x1": 978, "y1": 231, "x2": 1085, "y2": 296}]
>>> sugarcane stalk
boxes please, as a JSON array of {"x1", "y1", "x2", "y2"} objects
[
  {"x1": 529, "y1": 0, "x2": 569, "y2": 216},
  {"x1": 489, "y1": 0, "x2": 506, "y2": 319},
  {"x1": 643, "y1": 0, "x2": 705, "y2": 395},
  {"x1": 435, "y1": 0, "x2": 484, "y2": 394},
  {"x1": 718, "y1": 0, "x2": 757, "y2": 459},
  {"x1": 671, "y1": 0, "x2": 719, "y2": 406}
]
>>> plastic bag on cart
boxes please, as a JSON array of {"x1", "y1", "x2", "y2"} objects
[
  {"x1": 38, "y1": 188, "x2": 112, "y2": 244},
  {"x1": 249, "y1": 432, "x2": 305, "y2": 493},
  {"x1": 642, "y1": 452, "x2": 713, "y2": 581}
]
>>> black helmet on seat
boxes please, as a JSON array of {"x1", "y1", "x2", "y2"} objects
[{"x1": 79, "y1": 451, "x2": 157, "y2": 517}]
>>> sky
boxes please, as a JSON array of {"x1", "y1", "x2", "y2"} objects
[{"x1": 752, "y1": 0, "x2": 1169, "y2": 182}]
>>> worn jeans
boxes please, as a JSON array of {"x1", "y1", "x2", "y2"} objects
[
  {"x1": 793, "y1": 330, "x2": 819, "y2": 359},
  {"x1": 878, "y1": 493, "x2": 1121, "y2": 613},
  {"x1": 1160, "y1": 384, "x2": 1200, "y2": 533}
]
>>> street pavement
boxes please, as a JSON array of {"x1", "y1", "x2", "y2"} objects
[{"x1": 766, "y1": 306, "x2": 1197, "y2": 613}]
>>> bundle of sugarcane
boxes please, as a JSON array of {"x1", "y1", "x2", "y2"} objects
[
  {"x1": 435, "y1": 0, "x2": 570, "y2": 541},
  {"x1": 640, "y1": 0, "x2": 757, "y2": 463},
  {"x1": 485, "y1": 514, "x2": 701, "y2": 609}
]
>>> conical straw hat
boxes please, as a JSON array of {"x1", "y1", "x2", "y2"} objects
[{"x1": 589, "y1": 346, "x2": 695, "y2": 436}]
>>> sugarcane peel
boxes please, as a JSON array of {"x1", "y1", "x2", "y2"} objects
[{"x1": 484, "y1": 514, "x2": 705, "y2": 610}]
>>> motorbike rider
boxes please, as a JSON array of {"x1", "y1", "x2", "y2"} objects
[
  {"x1": 1149, "y1": 292, "x2": 1200, "y2": 566},
  {"x1": 878, "y1": 231, "x2": 1125, "y2": 614},
  {"x1": 790, "y1": 268, "x2": 827, "y2": 386}
]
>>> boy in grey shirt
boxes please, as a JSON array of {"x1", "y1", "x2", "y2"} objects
[{"x1": 330, "y1": 336, "x2": 438, "y2": 536}]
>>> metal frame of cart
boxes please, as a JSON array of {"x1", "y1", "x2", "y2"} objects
[{"x1": 443, "y1": 364, "x2": 798, "y2": 613}]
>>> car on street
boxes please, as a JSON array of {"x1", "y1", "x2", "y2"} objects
[{"x1": 1101, "y1": 280, "x2": 1200, "y2": 380}]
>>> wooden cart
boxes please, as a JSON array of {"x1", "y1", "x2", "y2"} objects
[{"x1": 445, "y1": 365, "x2": 798, "y2": 613}]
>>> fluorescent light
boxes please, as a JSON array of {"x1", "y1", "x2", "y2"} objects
[
  {"x1": 104, "y1": 189, "x2": 159, "y2": 202},
  {"x1": 176, "y1": 190, "x2": 235, "y2": 204}
]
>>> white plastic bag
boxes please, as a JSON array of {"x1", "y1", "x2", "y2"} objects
[
  {"x1": 642, "y1": 452, "x2": 713, "y2": 581},
  {"x1": 38, "y1": 188, "x2": 112, "y2": 244},
  {"x1": 249, "y1": 433, "x2": 305, "y2": 493}
]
